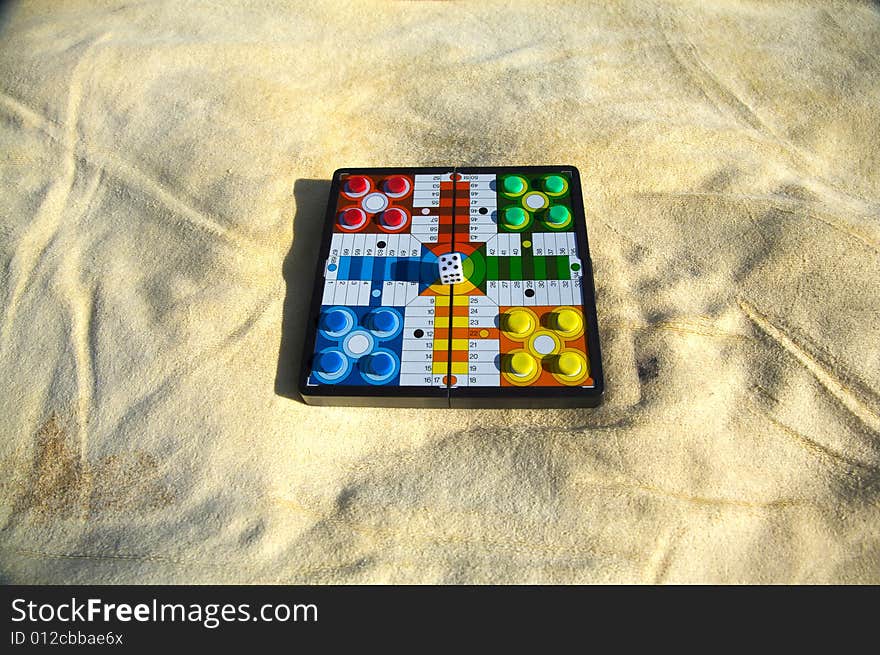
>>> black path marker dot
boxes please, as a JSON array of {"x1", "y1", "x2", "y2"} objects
[
  {"x1": 479, "y1": 207, "x2": 488, "y2": 214},
  {"x1": 413, "y1": 329, "x2": 424, "y2": 338},
  {"x1": 377, "y1": 240, "x2": 387, "y2": 248},
  {"x1": 524, "y1": 288, "x2": 535, "y2": 298}
]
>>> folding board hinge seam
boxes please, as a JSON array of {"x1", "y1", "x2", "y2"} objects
[{"x1": 444, "y1": 165, "x2": 460, "y2": 403}]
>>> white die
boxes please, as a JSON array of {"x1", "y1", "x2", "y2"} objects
[{"x1": 438, "y1": 253, "x2": 463, "y2": 285}]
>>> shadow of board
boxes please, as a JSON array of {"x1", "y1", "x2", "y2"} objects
[{"x1": 275, "y1": 178, "x2": 331, "y2": 403}]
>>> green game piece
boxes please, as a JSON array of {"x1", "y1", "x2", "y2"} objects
[
  {"x1": 504, "y1": 206, "x2": 528, "y2": 227},
  {"x1": 502, "y1": 176, "x2": 526, "y2": 195},
  {"x1": 546, "y1": 204, "x2": 570, "y2": 225},
  {"x1": 544, "y1": 175, "x2": 566, "y2": 194}
]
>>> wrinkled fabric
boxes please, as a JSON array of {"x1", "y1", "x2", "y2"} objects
[{"x1": 1, "y1": 0, "x2": 878, "y2": 583}]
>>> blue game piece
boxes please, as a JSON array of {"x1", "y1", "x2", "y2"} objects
[
  {"x1": 363, "y1": 352, "x2": 395, "y2": 376},
  {"x1": 316, "y1": 350, "x2": 346, "y2": 375},
  {"x1": 321, "y1": 308, "x2": 349, "y2": 333},
  {"x1": 369, "y1": 309, "x2": 398, "y2": 333}
]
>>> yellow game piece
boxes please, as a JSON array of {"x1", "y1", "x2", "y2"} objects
[
  {"x1": 556, "y1": 352, "x2": 583, "y2": 376},
  {"x1": 504, "y1": 309, "x2": 534, "y2": 336},
  {"x1": 509, "y1": 351, "x2": 537, "y2": 377},
  {"x1": 553, "y1": 308, "x2": 581, "y2": 334}
]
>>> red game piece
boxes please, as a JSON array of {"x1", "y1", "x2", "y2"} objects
[
  {"x1": 381, "y1": 207, "x2": 407, "y2": 228},
  {"x1": 346, "y1": 176, "x2": 369, "y2": 194},
  {"x1": 340, "y1": 207, "x2": 364, "y2": 227},
  {"x1": 384, "y1": 176, "x2": 409, "y2": 195}
]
